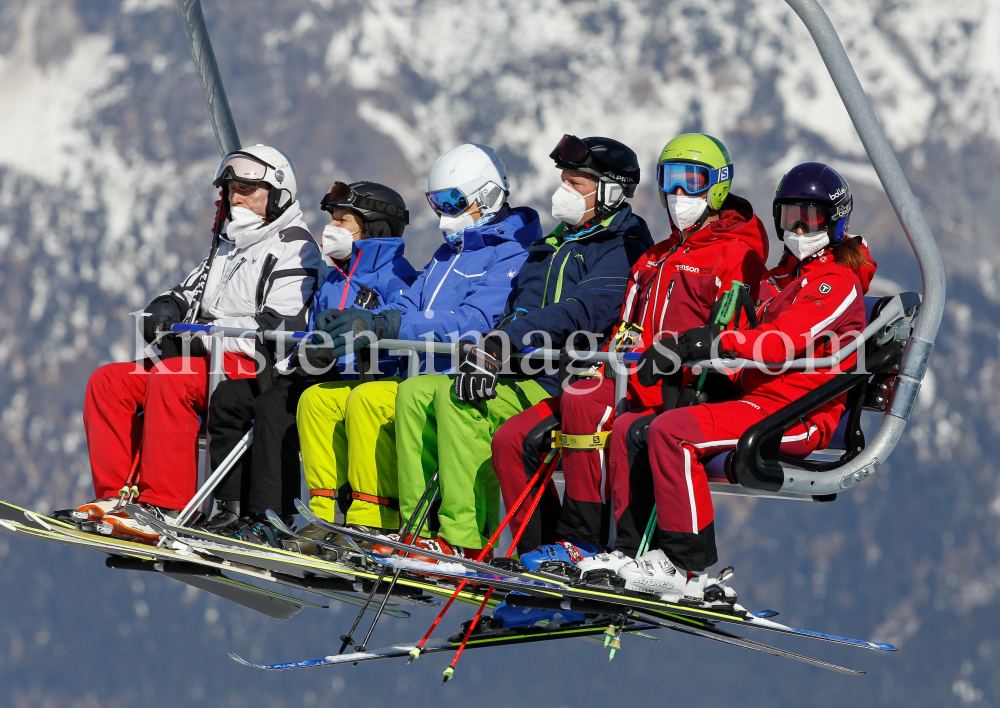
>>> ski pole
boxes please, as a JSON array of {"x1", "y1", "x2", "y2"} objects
[
  {"x1": 409, "y1": 446, "x2": 561, "y2": 665},
  {"x1": 337, "y1": 472, "x2": 440, "y2": 654},
  {"x1": 442, "y1": 448, "x2": 562, "y2": 684},
  {"x1": 694, "y1": 280, "x2": 743, "y2": 396},
  {"x1": 603, "y1": 508, "x2": 658, "y2": 655},
  {"x1": 112, "y1": 450, "x2": 142, "y2": 511},
  {"x1": 354, "y1": 475, "x2": 440, "y2": 653}
]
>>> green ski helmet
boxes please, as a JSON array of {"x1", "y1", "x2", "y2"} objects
[{"x1": 656, "y1": 133, "x2": 734, "y2": 211}]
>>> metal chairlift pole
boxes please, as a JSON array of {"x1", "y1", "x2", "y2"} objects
[
  {"x1": 765, "y1": 0, "x2": 946, "y2": 495},
  {"x1": 177, "y1": 0, "x2": 241, "y2": 156}
]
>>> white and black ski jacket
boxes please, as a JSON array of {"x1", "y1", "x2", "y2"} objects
[{"x1": 163, "y1": 201, "x2": 322, "y2": 359}]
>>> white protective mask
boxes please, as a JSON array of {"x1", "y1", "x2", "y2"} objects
[
  {"x1": 666, "y1": 193, "x2": 709, "y2": 234},
  {"x1": 551, "y1": 181, "x2": 596, "y2": 224},
  {"x1": 440, "y1": 210, "x2": 493, "y2": 246},
  {"x1": 784, "y1": 230, "x2": 831, "y2": 261},
  {"x1": 227, "y1": 205, "x2": 266, "y2": 247},
  {"x1": 321, "y1": 225, "x2": 358, "y2": 261}
]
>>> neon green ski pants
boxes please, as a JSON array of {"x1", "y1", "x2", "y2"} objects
[
  {"x1": 395, "y1": 375, "x2": 550, "y2": 549},
  {"x1": 297, "y1": 378, "x2": 402, "y2": 529}
]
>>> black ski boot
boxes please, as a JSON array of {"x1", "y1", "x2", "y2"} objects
[
  {"x1": 198, "y1": 500, "x2": 241, "y2": 533},
  {"x1": 214, "y1": 512, "x2": 293, "y2": 549}
]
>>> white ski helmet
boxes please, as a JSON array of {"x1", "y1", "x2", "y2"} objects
[
  {"x1": 213, "y1": 144, "x2": 298, "y2": 222},
  {"x1": 425, "y1": 143, "x2": 509, "y2": 220}
]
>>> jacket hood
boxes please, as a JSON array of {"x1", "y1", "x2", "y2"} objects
[
  {"x1": 676, "y1": 194, "x2": 769, "y2": 263},
  {"x1": 449, "y1": 205, "x2": 541, "y2": 252}
]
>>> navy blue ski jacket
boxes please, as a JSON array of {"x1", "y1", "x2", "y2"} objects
[{"x1": 498, "y1": 204, "x2": 654, "y2": 394}]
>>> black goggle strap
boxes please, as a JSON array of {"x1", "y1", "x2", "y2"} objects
[{"x1": 321, "y1": 192, "x2": 409, "y2": 225}]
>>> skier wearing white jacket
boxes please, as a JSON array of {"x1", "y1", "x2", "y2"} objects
[{"x1": 65, "y1": 145, "x2": 322, "y2": 545}]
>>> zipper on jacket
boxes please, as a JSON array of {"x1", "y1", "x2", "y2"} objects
[
  {"x1": 426, "y1": 253, "x2": 460, "y2": 312},
  {"x1": 255, "y1": 253, "x2": 279, "y2": 314},
  {"x1": 211, "y1": 255, "x2": 246, "y2": 311},
  {"x1": 339, "y1": 255, "x2": 362, "y2": 309}
]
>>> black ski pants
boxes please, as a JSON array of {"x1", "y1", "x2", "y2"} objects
[{"x1": 208, "y1": 370, "x2": 341, "y2": 515}]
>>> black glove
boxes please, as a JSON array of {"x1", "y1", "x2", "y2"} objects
[
  {"x1": 299, "y1": 344, "x2": 336, "y2": 372},
  {"x1": 677, "y1": 323, "x2": 726, "y2": 361},
  {"x1": 158, "y1": 333, "x2": 207, "y2": 359},
  {"x1": 142, "y1": 296, "x2": 183, "y2": 344},
  {"x1": 455, "y1": 335, "x2": 503, "y2": 402},
  {"x1": 636, "y1": 338, "x2": 683, "y2": 388},
  {"x1": 354, "y1": 285, "x2": 381, "y2": 310},
  {"x1": 312, "y1": 308, "x2": 401, "y2": 359}
]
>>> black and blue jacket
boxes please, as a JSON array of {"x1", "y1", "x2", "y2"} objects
[{"x1": 498, "y1": 204, "x2": 654, "y2": 394}]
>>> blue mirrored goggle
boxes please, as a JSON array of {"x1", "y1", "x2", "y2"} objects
[
  {"x1": 657, "y1": 162, "x2": 732, "y2": 196},
  {"x1": 426, "y1": 187, "x2": 469, "y2": 216}
]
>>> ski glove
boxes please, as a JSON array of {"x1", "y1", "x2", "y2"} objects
[
  {"x1": 455, "y1": 335, "x2": 503, "y2": 402},
  {"x1": 354, "y1": 285, "x2": 381, "y2": 310},
  {"x1": 678, "y1": 323, "x2": 726, "y2": 361},
  {"x1": 313, "y1": 307, "x2": 401, "y2": 360},
  {"x1": 636, "y1": 338, "x2": 683, "y2": 388},
  {"x1": 142, "y1": 295, "x2": 184, "y2": 345}
]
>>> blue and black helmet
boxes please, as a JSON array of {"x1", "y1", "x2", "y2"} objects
[{"x1": 772, "y1": 162, "x2": 853, "y2": 243}]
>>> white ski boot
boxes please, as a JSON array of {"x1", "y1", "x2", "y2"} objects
[
  {"x1": 616, "y1": 549, "x2": 709, "y2": 603},
  {"x1": 59, "y1": 498, "x2": 121, "y2": 523},
  {"x1": 577, "y1": 549, "x2": 632, "y2": 576}
]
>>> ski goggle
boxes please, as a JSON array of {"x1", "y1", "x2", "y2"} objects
[
  {"x1": 322, "y1": 182, "x2": 409, "y2": 223},
  {"x1": 425, "y1": 187, "x2": 470, "y2": 217},
  {"x1": 213, "y1": 152, "x2": 273, "y2": 187},
  {"x1": 776, "y1": 202, "x2": 831, "y2": 232},
  {"x1": 550, "y1": 134, "x2": 592, "y2": 167},
  {"x1": 656, "y1": 161, "x2": 732, "y2": 196}
]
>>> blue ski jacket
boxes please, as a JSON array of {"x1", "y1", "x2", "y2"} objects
[
  {"x1": 498, "y1": 204, "x2": 654, "y2": 394},
  {"x1": 307, "y1": 236, "x2": 418, "y2": 330},
  {"x1": 382, "y1": 206, "x2": 540, "y2": 372}
]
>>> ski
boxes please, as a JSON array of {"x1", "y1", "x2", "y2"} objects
[
  {"x1": 328, "y1": 525, "x2": 896, "y2": 653},
  {"x1": 118, "y1": 505, "x2": 493, "y2": 610},
  {"x1": 0, "y1": 509, "x2": 411, "y2": 619},
  {"x1": 229, "y1": 618, "x2": 660, "y2": 671}
]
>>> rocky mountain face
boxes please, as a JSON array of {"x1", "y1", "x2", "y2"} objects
[{"x1": 0, "y1": 0, "x2": 998, "y2": 706}]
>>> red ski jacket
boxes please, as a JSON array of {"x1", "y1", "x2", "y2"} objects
[
  {"x1": 610, "y1": 194, "x2": 770, "y2": 409},
  {"x1": 718, "y1": 238, "x2": 877, "y2": 448}
]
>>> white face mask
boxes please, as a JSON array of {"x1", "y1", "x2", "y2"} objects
[
  {"x1": 227, "y1": 205, "x2": 266, "y2": 247},
  {"x1": 551, "y1": 181, "x2": 596, "y2": 225},
  {"x1": 440, "y1": 210, "x2": 492, "y2": 246},
  {"x1": 321, "y1": 225, "x2": 358, "y2": 261},
  {"x1": 784, "y1": 230, "x2": 830, "y2": 261},
  {"x1": 666, "y1": 193, "x2": 709, "y2": 234}
]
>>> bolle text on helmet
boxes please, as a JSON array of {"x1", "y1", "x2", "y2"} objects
[{"x1": 829, "y1": 187, "x2": 846, "y2": 201}]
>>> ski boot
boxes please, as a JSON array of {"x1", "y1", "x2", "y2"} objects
[
  {"x1": 197, "y1": 500, "x2": 241, "y2": 533},
  {"x1": 615, "y1": 549, "x2": 709, "y2": 603},
  {"x1": 282, "y1": 523, "x2": 343, "y2": 555},
  {"x1": 491, "y1": 593, "x2": 587, "y2": 629},
  {"x1": 98, "y1": 503, "x2": 178, "y2": 546},
  {"x1": 373, "y1": 535, "x2": 493, "y2": 564},
  {"x1": 53, "y1": 498, "x2": 120, "y2": 524},
  {"x1": 518, "y1": 540, "x2": 600, "y2": 571},
  {"x1": 213, "y1": 512, "x2": 293, "y2": 549},
  {"x1": 577, "y1": 549, "x2": 633, "y2": 577}
]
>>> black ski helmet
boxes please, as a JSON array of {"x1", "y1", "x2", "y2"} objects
[
  {"x1": 772, "y1": 162, "x2": 853, "y2": 243},
  {"x1": 550, "y1": 135, "x2": 640, "y2": 215},
  {"x1": 321, "y1": 181, "x2": 410, "y2": 239}
]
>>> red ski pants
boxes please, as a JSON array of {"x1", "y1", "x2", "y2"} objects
[
  {"x1": 492, "y1": 378, "x2": 645, "y2": 551},
  {"x1": 83, "y1": 354, "x2": 255, "y2": 510},
  {"x1": 638, "y1": 397, "x2": 818, "y2": 571}
]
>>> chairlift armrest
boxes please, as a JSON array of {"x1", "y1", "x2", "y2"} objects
[{"x1": 732, "y1": 341, "x2": 903, "y2": 491}]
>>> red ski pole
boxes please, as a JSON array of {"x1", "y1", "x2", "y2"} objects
[
  {"x1": 407, "y1": 445, "x2": 560, "y2": 665},
  {"x1": 441, "y1": 448, "x2": 561, "y2": 684}
]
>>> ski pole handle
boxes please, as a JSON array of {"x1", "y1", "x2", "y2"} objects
[{"x1": 694, "y1": 280, "x2": 743, "y2": 396}]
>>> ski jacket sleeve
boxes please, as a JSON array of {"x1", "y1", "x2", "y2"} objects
[
  {"x1": 395, "y1": 242, "x2": 530, "y2": 342},
  {"x1": 715, "y1": 243, "x2": 769, "y2": 307},
  {"x1": 718, "y1": 269, "x2": 864, "y2": 363},
  {"x1": 213, "y1": 235, "x2": 322, "y2": 358},
  {"x1": 501, "y1": 237, "x2": 635, "y2": 350}
]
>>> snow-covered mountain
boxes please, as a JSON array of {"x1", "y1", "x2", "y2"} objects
[{"x1": 0, "y1": 1, "x2": 998, "y2": 706}]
